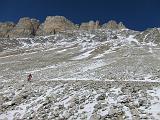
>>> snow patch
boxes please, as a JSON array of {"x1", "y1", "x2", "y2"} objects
[
  {"x1": 82, "y1": 60, "x2": 105, "y2": 72},
  {"x1": 26, "y1": 64, "x2": 58, "y2": 73},
  {"x1": 71, "y1": 49, "x2": 94, "y2": 60},
  {"x1": 126, "y1": 35, "x2": 139, "y2": 45}
]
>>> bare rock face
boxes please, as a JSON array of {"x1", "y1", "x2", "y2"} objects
[
  {"x1": 102, "y1": 20, "x2": 118, "y2": 29},
  {"x1": 80, "y1": 20, "x2": 100, "y2": 30},
  {"x1": 135, "y1": 28, "x2": 160, "y2": 44},
  {"x1": 31, "y1": 19, "x2": 40, "y2": 34},
  {"x1": 0, "y1": 22, "x2": 15, "y2": 38},
  {"x1": 0, "y1": 17, "x2": 128, "y2": 37},
  {"x1": 118, "y1": 22, "x2": 126, "y2": 29},
  {"x1": 102, "y1": 20, "x2": 125, "y2": 30},
  {"x1": 8, "y1": 17, "x2": 40, "y2": 38},
  {"x1": 89, "y1": 114, "x2": 101, "y2": 120},
  {"x1": 36, "y1": 24, "x2": 44, "y2": 36},
  {"x1": 36, "y1": 16, "x2": 77, "y2": 36}
]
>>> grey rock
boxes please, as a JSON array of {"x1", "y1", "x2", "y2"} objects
[
  {"x1": 53, "y1": 111, "x2": 59, "y2": 117},
  {"x1": 58, "y1": 104, "x2": 64, "y2": 110},
  {"x1": 63, "y1": 111, "x2": 71, "y2": 119},
  {"x1": 138, "y1": 97, "x2": 148, "y2": 107},
  {"x1": 94, "y1": 103, "x2": 102, "y2": 109},
  {"x1": 96, "y1": 94, "x2": 106, "y2": 101},
  {"x1": 89, "y1": 114, "x2": 101, "y2": 120},
  {"x1": 131, "y1": 108, "x2": 140, "y2": 116},
  {"x1": 135, "y1": 28, "x2": 160, "y2": 44},
  {"x1": 140, "y1": 116, "x2": 148, "y2": 119},
  {"x1": 11, "y1": 90, "x2": 30, "y2": 105},
  {"x1": 80, "y1": 105, "x2": 84, "y2": 109}
]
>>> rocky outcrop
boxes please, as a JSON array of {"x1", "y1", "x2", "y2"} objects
[
  {"x1": 1, "y1": 80, "x2": 159, "y2": 120},
  {"x1": 31, "y1": 19, "x2": 40, "y2": 34},
  {"x1": 35, "y1": 24, "x2": 44, "y2": 36},
  {"x1": 80, "y1": 20, "x2": 100, "y2": 30},
  {"x1": 89, "y1": 114, "x2": 101, "y2": 120},
  {"x1": 102, "y1": 20, "x2": 126, "y2": 30},
  {"x1": 8, "y1": 17, "x2": 40, "y2": 38},
  {"x1": 36, "y1": 16, "x2": 77, "y2": 36},
  {"x1": 118, "y1": 22, "x2": 126, "y2": 29},
  {"x1": 0, "y1": 22, "x2": 15, "y2": 38},
  {"x1": 0, "y1": 16, "x2": 128, "y2": 38},
  {"x1": 135, "y1": 28, "x2": 160, "y2": 44}
]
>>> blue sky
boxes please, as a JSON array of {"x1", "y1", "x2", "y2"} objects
[{"x1": 0, "y1": 0, "x2": 160, "y2": 31}]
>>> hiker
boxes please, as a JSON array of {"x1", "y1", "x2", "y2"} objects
[{"x1": 27, "y1": 73, "x2": 32, "y2": 82}]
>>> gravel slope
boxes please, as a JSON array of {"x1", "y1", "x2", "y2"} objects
[
  {"x1": 1, "y1": 29, "x2": 160, "y2": 120},
  {"x1": 1, "y1": 80, "x2": 160, "y2": 120}
]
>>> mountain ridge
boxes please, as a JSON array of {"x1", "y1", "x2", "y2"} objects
[
  {"x1": 1, "y1": 17, "x2": 160, "y2": 120},
  {"x1": 1, "y1": 16, "x2": 128, "y2": 38}
]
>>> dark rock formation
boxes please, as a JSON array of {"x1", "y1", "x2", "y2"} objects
[{"x1": 31, "y1": 19, "x2": 40, "y2": 35}]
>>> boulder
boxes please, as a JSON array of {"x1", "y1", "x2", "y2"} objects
[
  {"x1": 80, "y1": 20, "x2": 100, "y2": 30},
  {"x1": 63, "y1": 111, "x2": 71, "y2": 119},
  {"x1": 96, "y1": 93, "x2": 106, "y2": 101},
  {"x1": 89, "y1": 114, "x2": 101, "y2": 120},
  {"x1": 36, "y1": 16, "x2": 77, "y2": 36},
  {"x1": 0, "y1": 46, "x2": 3, "y2": 52},
  {"x1": 0, "y1": 22, "x2": 15, "y2": 38},
  {"x1": 94, "y1": 103, "x2": 102, "y2": 109},
  {"x1": 8, "y1": 17, "x2": 40, "y2": 38}
]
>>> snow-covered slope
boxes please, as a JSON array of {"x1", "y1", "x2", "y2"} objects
[
  {"x1": 1, "y1": 28, "x2": 160, "y2": 120},
  {"x1": 0, "y1": 29, "x2": 160, "y2": 81},
  {"x1": 1, "y1": 80, "x2": 160, "y2": 120}
]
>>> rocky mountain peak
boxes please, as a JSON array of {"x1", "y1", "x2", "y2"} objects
[
  {"x1": 36, "y1": 16, "x2": 77, "y2": 36},
  {"x1": 102, "y1": 20, "x2": 126, "y2": 30},
  {"x1": 118, "y1": 22, "x2": 126, "y2": 29},
  {"x1": 135, "y1": 27, "x2": 160, "y2": 43},
  {"x1": 80, "y1": 20, "x2": 100, "y2": 30},
  {"x1": 42, "y1": 16, "x2": 77, "y2": 35},
  {"x1": 0, "y1": 22, "x2": 15, "y2": 38},
  {"x1": 0, "y1": 16, "x2": 129, "y2": 38},
  {"x1": 8, "y1": 17, "x2": 40, "y2": 38}
]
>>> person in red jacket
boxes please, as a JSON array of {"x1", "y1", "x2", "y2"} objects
[{"x1": 27, "y1": 73, "x2": 32, "y2": 82}]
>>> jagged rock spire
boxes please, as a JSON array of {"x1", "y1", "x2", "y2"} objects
[
  {"x1": 0, "y1": 22, "x2": 15, "y2": 38},
  {"x1": 8, "y1": 17, "x2": 40, "y2": 38},
  {"x1": 102, "y1": 20, "x2": 126, "y2": 30},
  {"x1": 0, "y1": 16, "x2": 128, "y2": 38},
  {"x1": 80, "y1": 20, "x2": 100, "y2": 30}
]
